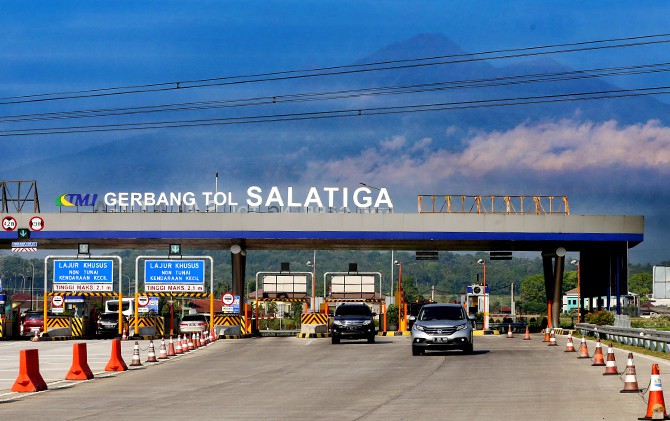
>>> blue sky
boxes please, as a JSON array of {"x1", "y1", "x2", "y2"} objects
[{"x1": 1, "y1": 1, "x2": 670, "y2": 263}]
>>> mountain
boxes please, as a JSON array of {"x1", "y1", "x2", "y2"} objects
[{"x1": 1, "y1": 33, "x2": 668, "y2": 249}]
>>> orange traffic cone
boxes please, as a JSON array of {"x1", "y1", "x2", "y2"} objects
[
  {"x1": 548, "y1": 330, "x2": 558, "y2": 346},
  {"x1": 564, "y1": 334, "x2": 576, "y2": 352},
  {"x1": 158, "y1": 339, "x2": 168, "y2": 360},
  {"x1": 121, "y1": 326, "x2": 128, "y2": 341},
  {"x1": 603, "y1": 343, "x2": 618, "y2": 375},
  {"x1": 640, "y1": 364, "x2": 669, "y2": 420},
  {"x1": 211, "y1": 327, "x2": 217, "y2": 342},
  {"x1": 523, "y1": 325, "x2": 531, "y2": 340},
  {"x1": 167, "y1": 336, "x2": 176, "y2": 357},
  {"x1": 31, "y1": 329, "x2": 40, "y2": 342},
  {"x1": 506, "y1": 325, "x2": 514, "y2": 338},
  {"x1": 543, "y1": 328, "x2": 550, "y2": 342},
  {"x1": 130, "y1": 341, "x2": 142, "y2": 367},
  {"x1": 592, "y1": 339, "x2": 605, "y2": 366},
  {"x1": 146, "y1": 340, "x2": 158, "y2": 363},
  {"x1": 577, "y1": 337, "x2": 590, "y2": 359},
  {"x1": 187, "y1": 334, "x2": 194, "y2": 351},
  {"x1": 621, "y1": 353, "x2": 641, "y2": 393}
]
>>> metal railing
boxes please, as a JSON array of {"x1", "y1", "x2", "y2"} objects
[
  {"x1": 577, "y1": 323, "x2": 670, "y2": 352},
  {"x1": 417, "y1": 195, "x2": 569, "y2": 214}
]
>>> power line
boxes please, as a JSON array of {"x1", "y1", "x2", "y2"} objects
[
  {"x1": 1, "y1": 85, "x2": 668, "y2": 137},
  {"x1": 2, "y1": 61, "x2": 670, "y2": 124},
  {"x1": 1, "y1": 33, "x2": 670, "y2": 105}
]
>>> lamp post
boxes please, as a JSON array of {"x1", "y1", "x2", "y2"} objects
[
  {"x1": 571, "y1": 259, "x2": 581, "y2": 323},
  {"x1": 307, "y1": 253, "x2": 316, "y2": 313},
  {"x1": 122, "y1": 275, "x2": 133, "y2": 296},
  {"x1": 477, "y1": 259, "x2": 489, "y2": 331}
]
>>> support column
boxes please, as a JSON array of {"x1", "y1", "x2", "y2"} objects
[
  {"x1": 551, "y1": 254, "x2": 565, "y2": 328},
  {"x1": 231, "y1": 246, "x2": 247, "y2": 308},
  {"x1": 542, "y1": 253, "x2": 555, "y2": 328}
]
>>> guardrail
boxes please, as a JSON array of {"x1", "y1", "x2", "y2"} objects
[{"x1": 576, "y1": 323, "x2": 670, "y2": 353}]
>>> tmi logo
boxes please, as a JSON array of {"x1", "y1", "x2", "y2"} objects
[{"x1": 56, "y1": 193, "x2": 98, "y2": 207}]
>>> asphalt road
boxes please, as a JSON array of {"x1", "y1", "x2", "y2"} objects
[{"x1": 0, "y1": 334, "x2": 666, "y2": 420}]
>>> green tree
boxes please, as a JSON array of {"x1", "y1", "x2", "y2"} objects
[
  {"x1": 628, "y1": 272, "x2": 652, "y2": 296},
  {"x1": 518, "y1": 274, "x2": 546, "y2": 314}
]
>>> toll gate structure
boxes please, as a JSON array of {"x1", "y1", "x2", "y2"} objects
[{"x1": 0, "y1": 196, "x2": 643, "y2": 329}]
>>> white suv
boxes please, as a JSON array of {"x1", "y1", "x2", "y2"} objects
[{"x1": 410, "y1": 303, "x2": 474, "y2": 356}]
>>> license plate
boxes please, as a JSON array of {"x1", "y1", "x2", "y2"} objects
[{"x1": 434, "y1": 337, "x2": 448, "y2": 343}]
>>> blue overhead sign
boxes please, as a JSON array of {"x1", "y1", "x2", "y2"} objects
[
  {"x1": 53, "y1": 259, "x2": 114, "y2": 291},
  {"x1": 144, "y1": 260, "x2": 205, "y2": 292}
]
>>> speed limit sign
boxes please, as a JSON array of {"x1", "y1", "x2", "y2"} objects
[
  {"x1": 2, "y1": 216, "x2": 16, "y2": 232},
  {"x1": 138, "y1": 295, "x2": 149, "y2": 307}
]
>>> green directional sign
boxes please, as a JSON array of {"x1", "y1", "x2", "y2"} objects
[
  {"x1": 17, "y1": 228, "x2": 30, "y2": 239},
  {"x1": 169, "y1": 243, "x2": 182, "y2": 256}
]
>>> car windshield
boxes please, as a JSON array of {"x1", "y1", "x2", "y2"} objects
[
  {"x1": 418, "y1": 306, "x2": 465, "y2": 321},
  {"x1": 24, "y1": 313, "x2": 43, "y2": 320},
  {"x1": 335, "y1": 305, "x2": 371, "y2": 316},
  {"x1": 182, "y1": 315, "x2": 207, "y2": 322},
  {"x1": 100, "y1": 313, "x2": 120, "y2": 321}
]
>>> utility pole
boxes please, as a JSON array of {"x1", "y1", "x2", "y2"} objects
[{"x1": 431, "y1": 285, "x2": 435, "y2": 302}]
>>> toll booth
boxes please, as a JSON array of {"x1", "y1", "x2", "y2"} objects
[
  {"x1": 465, "y1": 284, "x2": 489, "y2": 318},
  {"x1": 323, "y1": 270, "x2": 385, "y2": 330},
  {"x1": 252, "y1": 269, "x2": 313, "y2": 333}
]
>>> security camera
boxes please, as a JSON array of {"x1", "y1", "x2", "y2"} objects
[
  {"x1": 570, "y1": 260, "x2": 578, "y2": 265},
  {"x1": 477, "y1": 259, "x2": 484, "y2": 264},
  {"x1": 394, "y1": 260, "x2": 399, "y2": 265}
]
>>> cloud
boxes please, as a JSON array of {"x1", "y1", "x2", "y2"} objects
[{"x1": 304, "y1": 119, "x2": 670, "y2": 190}]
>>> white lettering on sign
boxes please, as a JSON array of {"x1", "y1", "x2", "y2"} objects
[{"x1": 102, "y1": 186, "x2": 394, "y2": 210}]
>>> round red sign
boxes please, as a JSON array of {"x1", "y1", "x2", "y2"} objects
[
  {"x1": 2, "y1": 216, "x2": 16, "y2": 232},
  {"x1": 222, "y1": 292, "x2": 235, "y2": 306},
  {"x1": 29, "y1": 216, "x2": 44, "y2": 231}
]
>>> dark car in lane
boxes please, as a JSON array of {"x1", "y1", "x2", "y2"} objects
[
  {"x1": 97, "y1": 312, "x2": 127, "y2": 336},
  {"x1": 331, "y1": 303, "x2": 376, "y2": 344}
]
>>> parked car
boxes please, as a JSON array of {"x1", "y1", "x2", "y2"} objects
[
  {"x1": 331, "y1": 303, "x2": 376, "y2": 344},
  {"x1": 97, "y1": 312, "x2": 127, "y2": 336},
  {"x1": 19, "y1": 310, "x2": 44, "y2": 337},
  {"x1": 179, "y1": 314, "x2": 210, "y2": 334},
  {"x1": 410, "y1": 303, "x2": 475, "y2": 356}
]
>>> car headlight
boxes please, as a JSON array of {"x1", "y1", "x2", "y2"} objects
[
  {"x1": 333, "y1": 320, "x2": 343, "y2": 326},
  {"x1": 413, "y1": 324, "x2": 425, "y2": 331},
  {"x1": 456, "y1": 323, "x2": 468, "y2": 331},
  {"x1": 362, "y1": 320, "x2": 372, "y2": 325}
]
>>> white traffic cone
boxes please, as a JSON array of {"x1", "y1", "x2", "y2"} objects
[
  {"x1": 158, "y1": 338, "x2": 168, "y2": 359},
  {"x1": 130, "y1": 341, "x2": 142, "y2": 367},
  {"x1": 146, "y1": 340, "x2": 158, "y2": 363}
]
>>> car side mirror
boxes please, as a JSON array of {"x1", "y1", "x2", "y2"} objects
[
  {"x1": 468, "y1": 314, "x2": 476, "y2": 321},
  {"x1": 372, "y1": 312, "x2": 377, "y2": 317},
  {"x1": 408, "y1": 315, "x2": 416, "y2": 322}
]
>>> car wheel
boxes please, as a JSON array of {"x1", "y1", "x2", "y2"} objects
[
  {"x1": 368, "y1": 334, "x2": 375, "y2": 344},
  {"x1": 412, "y1": 345, "x2": 423, "y2": 356},
  {"x1": 331, "y1": 335, "x2": 340, "y2": 344},
  {"x1": 463, "y1": 343, "x2": 474, "y2": 354}
]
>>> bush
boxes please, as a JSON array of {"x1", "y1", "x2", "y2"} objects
[{"x1": 584, "y1": 310, "x2": 615, "y2": 326}]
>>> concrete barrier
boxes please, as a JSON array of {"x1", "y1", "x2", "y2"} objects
[
  {"x1": 300, "y1": 324, "x2": 328, "y2": 334},
  {"x1": 216, "y1": 325, "x2": 241, "y2": 336}
]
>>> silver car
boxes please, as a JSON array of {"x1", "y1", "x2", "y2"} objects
[{"x1": 410, "y1": 303, "x2": 474, "y2": 356}]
